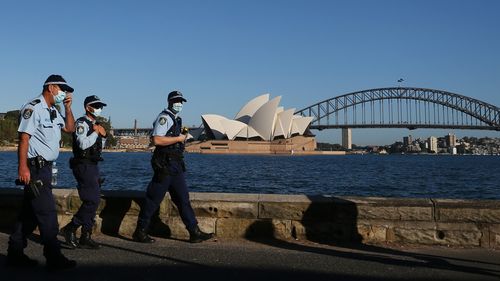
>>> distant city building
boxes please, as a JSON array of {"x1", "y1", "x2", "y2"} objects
[
  {"x1": 428, "y1": 136, "x2": 438, "y2": 153},
  {"x1": 111, "y1": 119, "x2": 152, "y2": 149},
  {"x1": 446, "y1": 133, "x2": 456, "y2": 147},
  {"x1": 403, "y1": 135, "x2": 413, "y2": 146},
  {"x1": 419, "y1": 141, "x2": 428, "y2": 151},
  {"x1": 111, "y1": 125, "x2": 203, "y2": 150},
  {"x1": 450, "y1": 146, "x2": 457, "y2": 155},
  {"x1": 114, "y1": 135, "x2": 151, "y2": 149}
]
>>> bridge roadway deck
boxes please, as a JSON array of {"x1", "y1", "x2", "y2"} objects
[{"x1": 1, "y1": 232, "x2": 499, "y2": 281}]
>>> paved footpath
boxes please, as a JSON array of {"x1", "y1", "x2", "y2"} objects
[{"x1": 0, "y1": 231, "x2": 499, "y2": 281}]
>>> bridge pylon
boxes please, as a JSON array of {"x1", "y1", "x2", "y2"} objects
[{"x1": 342, "y1": 128, "x2": 352, "y2": 150}]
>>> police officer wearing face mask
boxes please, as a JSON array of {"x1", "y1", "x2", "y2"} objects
[
  {"x1": 60, "y1": 95, "x2": 107, "y2": 250},
  {"x1": 133, "y1": 91, "x2": 213, "y2": 243},
  {"x1": 6, "y1": 74, "x2": 77, "y2": 270}
]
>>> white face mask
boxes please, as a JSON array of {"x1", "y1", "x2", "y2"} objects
[
  {"x1": 91, "y1": 107, "x2": 102, "y2": 117},
  {"x1": 54, "y1": 90, "x2": 66, "y2": 105},
  {"x1": 171, "y1": 102, "x2": 183, "y2": 113}
]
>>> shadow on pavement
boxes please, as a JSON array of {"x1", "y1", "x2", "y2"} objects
[{"x1": 0, "y1": 252, "x2": 467, "y2": 281}]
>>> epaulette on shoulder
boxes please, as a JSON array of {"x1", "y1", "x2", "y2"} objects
[
  {"x1": 76, "y1": 117, "x2": 91, "y2": 126},
  {"x1": 29, "y1": 99, "x2": 41, "y2": 106}
]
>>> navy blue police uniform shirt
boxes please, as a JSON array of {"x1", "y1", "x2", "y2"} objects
[
  {"x1": 18, "y1": 95, "x2": 65, "y2": 161},
  {"x1": 152, "y1": 109, "x2": 176, "y2": 137},
  {"x1": 75, "y1": 116, "x2": 100, "y2": 149}
]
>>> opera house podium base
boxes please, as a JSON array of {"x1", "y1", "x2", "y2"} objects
[{"x1": 185, "y1": 136, "x2": 320, "y2": 155}]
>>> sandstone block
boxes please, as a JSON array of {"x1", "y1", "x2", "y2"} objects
[
  {"x1": 116, "y1": 215, "x2": 139, "y2": 237},
  {"x1": 163, "y1": 216, "x2": 213, "y2": 233},
  {"x1": 170, "y1": 201, "x2": 258, "y2": 218},
  {"x1": 67, "y1": 193, "x2": 82, "y2": 213},
  {"x1": 357, "y1": 223, "x2": 387, "y2": 243},
  {"x1": 54, "y1": 189, "x2": 80, "y2": 213},
  {"x1": 489, "y1": 224, "x2": 500, "y2": 249},
  {"x1": 291, "y1": 221, "x2": 359, "y2": 242},
  {"x1": 191, "y1": 192, "x2": 259, "y2": 202},
  {"x1": 357, "y1": 206, "x2": 400, "y2": 220},
  {"x1": 437, "y1": 208, "x2": 500, "y2": 223},
  {"x1": 352, "y1": 197, "x2": 433, "y2": 221},
  {"x1": 216, "y1": 218, "x2": 261, "y2": 238},
  {"x1": 392, "y1": 222, "x2": 482, "y2": 246},
  {"x1": 270, "y1": 219, "x2": 293, "y2": 240},
  {"x1": 259, "y1": 201, "x2": 333, "y2": 220},
  {"x1": 392, "y1": 228, "x2": 441, "y2": 245},
  {"x1": 259, "y1": 194, "x2": 318, "y2": 203},
  {"x1": 331, "y1": 198, "x2": 358, "y2": 222}
]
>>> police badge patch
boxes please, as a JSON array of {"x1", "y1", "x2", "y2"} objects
[
  {"x1": 159, "y1": 117, "x2": 167, "y2": 125},
  {"x1": 22, "y1": 108, "x2": 33, "y2": 119},
  {"x1": 77, "y1": 125, "x2": 85, "y2": 135}
]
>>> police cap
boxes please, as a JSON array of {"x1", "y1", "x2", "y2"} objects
[
  {"x1": 168, "y1": 91, "x2": 187, "y2": 103},
  {"x1": 84, "y1": 95, "x2": 107, "y2": 108},
  {"x1": 44, "y1": 74, "x2": 74, "y2": 93}
]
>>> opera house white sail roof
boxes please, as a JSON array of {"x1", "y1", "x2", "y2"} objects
[{"x1": 201, "y1": 94, "x2": 313, "y2": 141}]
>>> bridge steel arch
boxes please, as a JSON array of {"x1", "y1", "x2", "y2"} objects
[{"x1": 296, "y1": 87, "x2": 500, "y2": 131}]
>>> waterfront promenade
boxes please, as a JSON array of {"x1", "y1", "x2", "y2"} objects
[{"x1": 1, "y1": 231, "x2": 499, "y2": 281}]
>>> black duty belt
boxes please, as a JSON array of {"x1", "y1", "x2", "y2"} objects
[{"x1": 28, "y1": 156, "x2": 52, "y2": 169}]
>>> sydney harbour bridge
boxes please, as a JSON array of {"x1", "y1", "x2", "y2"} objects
[
  {"x1": 296, "y1": 87, "x2": 500, "y2": 131},
  {"x1": 112, "y1": 87, "x2": 500, "y2": 148},
  {"x1": 295, "y1": 87, "x2": 500, "y2": 148}
]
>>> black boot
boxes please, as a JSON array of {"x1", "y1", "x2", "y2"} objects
[
  {"x1": 45, "y1": 254, "x2": 77, "y2": 271},
  {"x1": 5, "y1": 250, "x2": 38, "y2": 268},
  {"x1": 188, "y1": 226, "x2": 214, "y2": 243},
  {"x1": 132, "y1": 227, "x2": 155, "y2": 243},
  {"x1": 78, "y1": 230, "x2": 101, "y2": 249},
  {"x1": 60, "y1": 221, "x2": 79, "y2": 249}
]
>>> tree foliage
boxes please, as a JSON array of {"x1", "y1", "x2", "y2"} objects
[
  {"x1": 0, "y1": 110, "x2": 20, "y2": 144},
  {"x1": 0, "y1": 110, "x2": 116, "y2": 148}
]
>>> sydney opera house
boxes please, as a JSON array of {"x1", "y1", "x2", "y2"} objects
[{"x1": 186, "y1": 94, "x2": 317, "y2": 154}]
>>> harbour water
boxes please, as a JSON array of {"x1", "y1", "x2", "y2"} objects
[{"x1": 0, "y1": 151, "x2": 498, "y2": 199}]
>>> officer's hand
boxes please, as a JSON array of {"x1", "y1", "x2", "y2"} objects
[
  {"x1": 95, "y1": 125, "x2": 106, "y2": 137},
  {"x1": 18, "y1": 164, "x2": 30, "y2": 185},
  {"x1": 99, "y1": 125, "x2": 107, "y2": 137},
  {"x1": 178, "y1": 134, "x2": 187, "y2": 143},
  {"x1": 64, "y1": 92, "x2": 73, "y2": 108}
]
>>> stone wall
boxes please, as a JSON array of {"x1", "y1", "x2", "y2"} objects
[{"x1": 0, "y1": 188, "x2": 499, "y2": 248}]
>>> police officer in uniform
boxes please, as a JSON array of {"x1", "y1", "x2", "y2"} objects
[
  {"x1": 6, "y1": 74, "x2": 77, "y2": 270},
  {"x1": 133, "y1": 91, "x2": 213, "y2": 243},
  {"x1": 60, "y1": 95, "x2": 107, "y2": 250}
]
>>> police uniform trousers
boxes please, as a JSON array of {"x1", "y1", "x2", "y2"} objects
[
  {"x1": 71, "y1": 162, "x2": 101, "y2": 232},
  {"x1": 137, "y1": 160, "x2": 197, "y2": 231},
  {"x1": 8, "y1": 163, "x2": 61, "y2": 258}
]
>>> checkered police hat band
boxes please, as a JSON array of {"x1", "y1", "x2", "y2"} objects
[
  {"x1": 44, "y1": 81, "x2": 68, "y2": 86},
  {"x1": 169, "y1": 94, "x2": 183, "y2": 100}
]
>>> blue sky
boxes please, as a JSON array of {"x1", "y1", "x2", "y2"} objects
[{"x1": 1, "y1": 0, "x2": 499, "y2": 145}]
